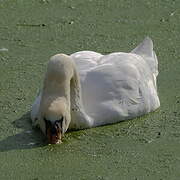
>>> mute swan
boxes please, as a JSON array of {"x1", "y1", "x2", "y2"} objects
[{"x1": 31, "y1": 37, "x2": 160, "y2": 144}]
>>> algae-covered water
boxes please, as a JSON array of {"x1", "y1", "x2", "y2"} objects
[{"x1": 0, "y1": 0, "x2": 180, "y2": 179}]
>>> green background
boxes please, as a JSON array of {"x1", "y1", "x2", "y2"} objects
[{"x1": 0, "y1": 0, "x2": 180, "y2": 179}]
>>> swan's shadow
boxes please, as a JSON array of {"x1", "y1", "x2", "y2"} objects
[{"x1": 0, "y1": 112, "x2": 46, "y2": 152}]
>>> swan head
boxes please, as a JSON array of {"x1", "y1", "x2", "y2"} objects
[{"x1": 40, "y1": 96, "x2": 70, "y2": 144}]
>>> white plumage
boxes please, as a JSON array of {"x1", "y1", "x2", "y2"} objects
[{"x1": 31, "y1": 37, "x2": 160, "y2": 136}]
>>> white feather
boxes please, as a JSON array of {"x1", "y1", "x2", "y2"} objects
[{"x1": 31, "y1": 37, "x2": 160, "y2": 131}]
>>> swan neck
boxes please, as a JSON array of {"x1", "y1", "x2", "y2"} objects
[{"x1": 70, "y1": 63, "x2": 93, "y2": 128}]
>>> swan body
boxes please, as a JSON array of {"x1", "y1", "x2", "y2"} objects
[{"x1": 31, "y1": 37, "x2": 160, "y2": 143}]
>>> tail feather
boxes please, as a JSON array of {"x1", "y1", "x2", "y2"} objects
[
  {"x1": 131, "y1": 37, "x2": 158, "y2": 77},
  {"x1": 131, "y1": 37, "x2": 153, "y2": 57}
]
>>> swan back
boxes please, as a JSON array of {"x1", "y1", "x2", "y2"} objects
[{"x1": 81, "y1": 52, "x2": 158, "y2": 126}]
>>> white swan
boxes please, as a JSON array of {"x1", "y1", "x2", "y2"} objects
[{"x1": 31, "y1": 37, "x2": 160, "y2": 144}]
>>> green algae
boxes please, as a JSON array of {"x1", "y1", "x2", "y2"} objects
[{"x1": 0, "y1": 0, "x2": 180, "y2": 179}]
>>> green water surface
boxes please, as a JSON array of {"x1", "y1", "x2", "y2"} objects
[{"x1": 0, "y1": 0, "x2": 180, "y2": 179}]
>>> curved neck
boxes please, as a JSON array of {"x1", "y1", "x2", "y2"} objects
[
  {"x1": 39, "y1": 54, "x2": 93, "y2": 133},
  {"x1": 69, "y1": 62, "x2": 93, "y2": 129}
]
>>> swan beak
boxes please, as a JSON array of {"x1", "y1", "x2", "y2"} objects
[
  {"x1": 45, "y1": 121, "x2": 63, "y2": 144},
  {"x1": 46, "y1": 128, "x2": 62, "y2": 144}
]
